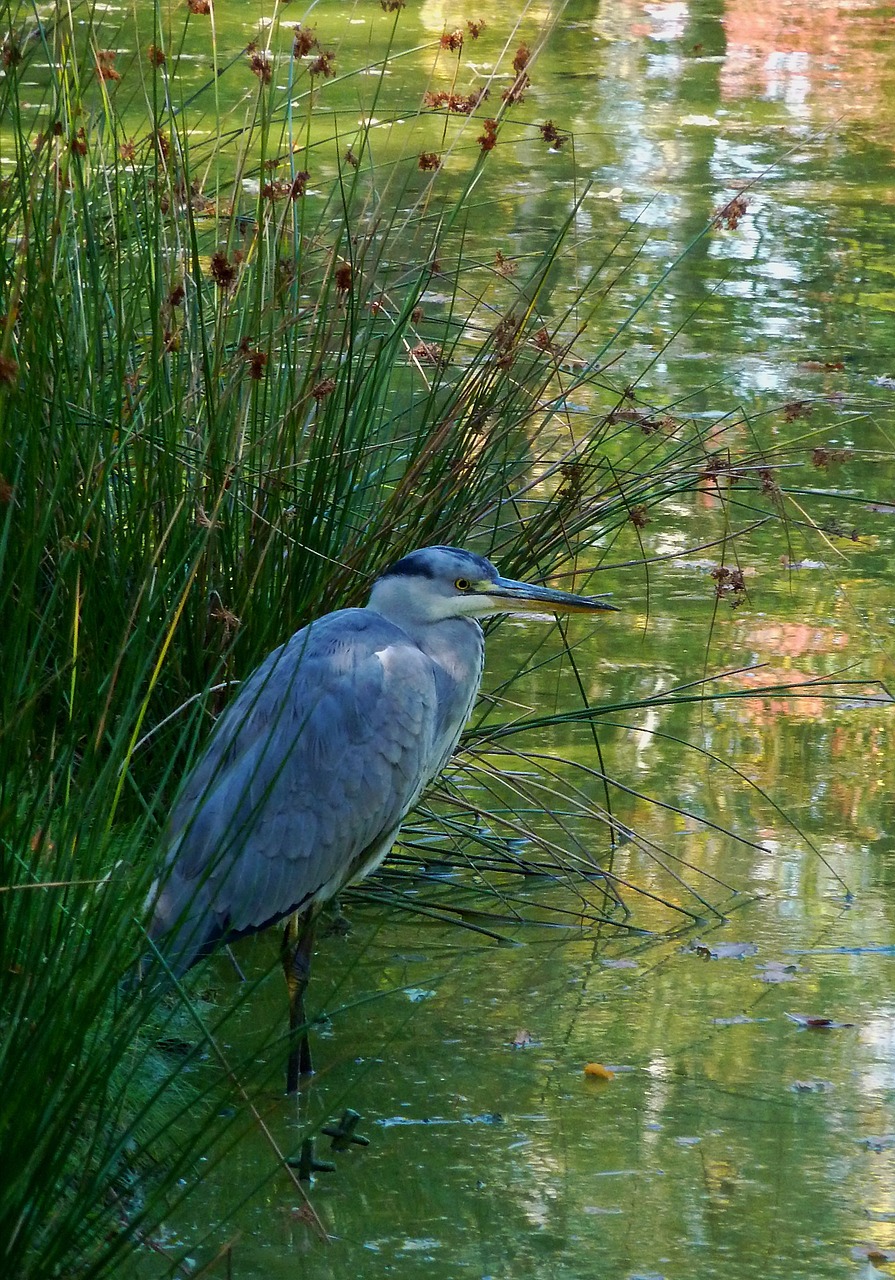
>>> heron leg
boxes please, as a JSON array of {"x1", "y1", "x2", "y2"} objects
[{"x1": 282, "y1": 908, "x2": 316, "y2": 1094}]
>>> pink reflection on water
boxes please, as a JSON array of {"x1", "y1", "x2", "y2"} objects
[{"x1": 721, "y1": 0, "x2": 895, "y2": 130}]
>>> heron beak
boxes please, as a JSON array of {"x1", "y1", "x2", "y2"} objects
[{"x1": 487, "y1": 575, "x2": 619, "y2": 615}]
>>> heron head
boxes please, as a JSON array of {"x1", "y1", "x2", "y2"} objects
[{"x1": 368, "y1": 546, "x2": 617, "y2": 625}]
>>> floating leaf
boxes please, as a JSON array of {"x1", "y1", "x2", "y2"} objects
[
  {"x1": 511, "y1": 1029, "x2": 534, "y2": 1049},
  {"x1": 712, "y1": 1014, "x2": 769, "y2": 1026},
  {"x1": 850, "y1": 1244, "x2": 895, "y2": 1263},
  {"x1": 757, "y1": 960, "x2": 801, "y2": 983},
  {"x1": 860, "y1": 1135, "x2": 895, "y2": 1152},
  {"x1": 687, "y1": 940, "x2": 758, "y2": 961},
  {"x1": 784, "y1": 1012, "x2": 854, "y2": 1029},
  {"x1": 790, "y1": 1079, "x2": 832, "y2": 1093},
  {"x1": 584, "y1": 1062, "x2": 615, "y2": 1080}
]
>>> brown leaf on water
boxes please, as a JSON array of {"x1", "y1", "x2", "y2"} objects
[
  {"x1": 511, "y1": 1029, "x2": 533, "y2": 1049},
  {"x1": 584, "y1": 1062, "x2": 615, "y2": 1080},
  {"x1": 784, "y1": 1012, "x2": 854, "y2": 1029},
  {"x1": 850, "y1": 1244, "x2": 895, "y2": 1264},
  {"x1": 782, "y1": 399, "x2": 812, "y2": 421}
]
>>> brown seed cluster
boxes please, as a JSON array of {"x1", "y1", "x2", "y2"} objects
[
  {"x1": 410, "y1": 341, "x2": 444, "y2": 367},
  {"x1": 290, "y1": 170, "x2": 310, "y2": 197},
  {"x1": 477, "y1": 118, "x2": 498, "y2": 151},
  {"x1": 699, "y1": 453, "x2": 737, "y2": 484},
  {"x1": 466, "y1": 19, "x2": 486, "y2": 38},
  {"x1": 532, "y1": 327, "x2": 561, "y2": 358},
  {"x1": 711, "y1": 565, "x2": 747, "y2": 605},
  {"x1": 211, "y1": 251, "x2": 236, "y2": 289},
  {"x1": 248, "y1": 49, "x2": 272, "y2": 84},
  {"x1": 714, "y1": 194, "x2": 749, "y2": 230},
  {"x1": 492, "y1": 314, "x2": 520, "y2": 368},
  {"x1": 493, "y1": 249, "x2": 516, "y2": 275},
  {"x1": 308, "y1": 49, "x2": 336, "y2": 77},
  {"x1": 811, "y1": 447, "x2": 853, "y2": 468},
  {"x1": 502, "y1": 73, "x2": 530, "y2": 105},
  {"x1": 758, "y1": 467, "x2": 778, "y2": 495},
  {"x1": 239, "y1": 339, "x2": 268, "y2": 379},
  {"x1": 187, "y1": 0, "x2": 211, "y2": 14},
  {"x1": 312, "y1": 377, "x2": 336, "y2": 400},
  {"x1": 146, "y1": 44, "x2": 165, "y2": 66},
  {"x1": 441, "y1": 30, "x2": 463, "y2": 51},
  {"x1": 293, "y1": 24, "x2": 317, "y2": 57},
  {"x1": 418, "y1": 152, "x2": 441, "y2": 171},
  {"x1": 95, "y1": 50, "x2": 120, "y2": 81},
  {"x1": 261, "y1": 171, "x2": 309, "y2": 200},
  {"x1": 423, "y1": 88, "x2": 488, "y2": 114},
  {"x1": 539, "y1": 120, "x2": 569, "y2": 149},
  {"x1": 558, "y1": 461, "x2": 585, "y2": 502}
]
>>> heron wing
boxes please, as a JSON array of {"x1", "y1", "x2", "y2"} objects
[{"x1": 152, "y1": 609, "x2": 445, "y2": 966}]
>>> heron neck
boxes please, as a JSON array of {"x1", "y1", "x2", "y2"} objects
[
  {"x1": 412, "y1": 615, "x2": 484, "y2": 683},
  {"x1": 367, "y1": 605, "x2": 484, "y2": 687}
]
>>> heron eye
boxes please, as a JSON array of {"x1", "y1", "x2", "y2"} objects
[{"x1": 454, "y1": 577, "x2": 472, "y2": 592}]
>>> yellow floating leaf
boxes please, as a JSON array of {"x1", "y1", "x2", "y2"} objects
[{"x1": 584, "y1": 1062, "x2": 615, "y2": 1080}]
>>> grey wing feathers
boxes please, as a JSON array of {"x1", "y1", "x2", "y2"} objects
[{"x1": 150, "y1": 609, "x2": 443, "y2": 969}]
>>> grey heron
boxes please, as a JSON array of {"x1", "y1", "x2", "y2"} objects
[{"x1": 148, "y1": 546, "x2": 616, "y2": 1092}]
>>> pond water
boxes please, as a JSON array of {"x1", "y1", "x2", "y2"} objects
[{"x1": 36, "y1": 0, "x2": 895, "y2": 1273}]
